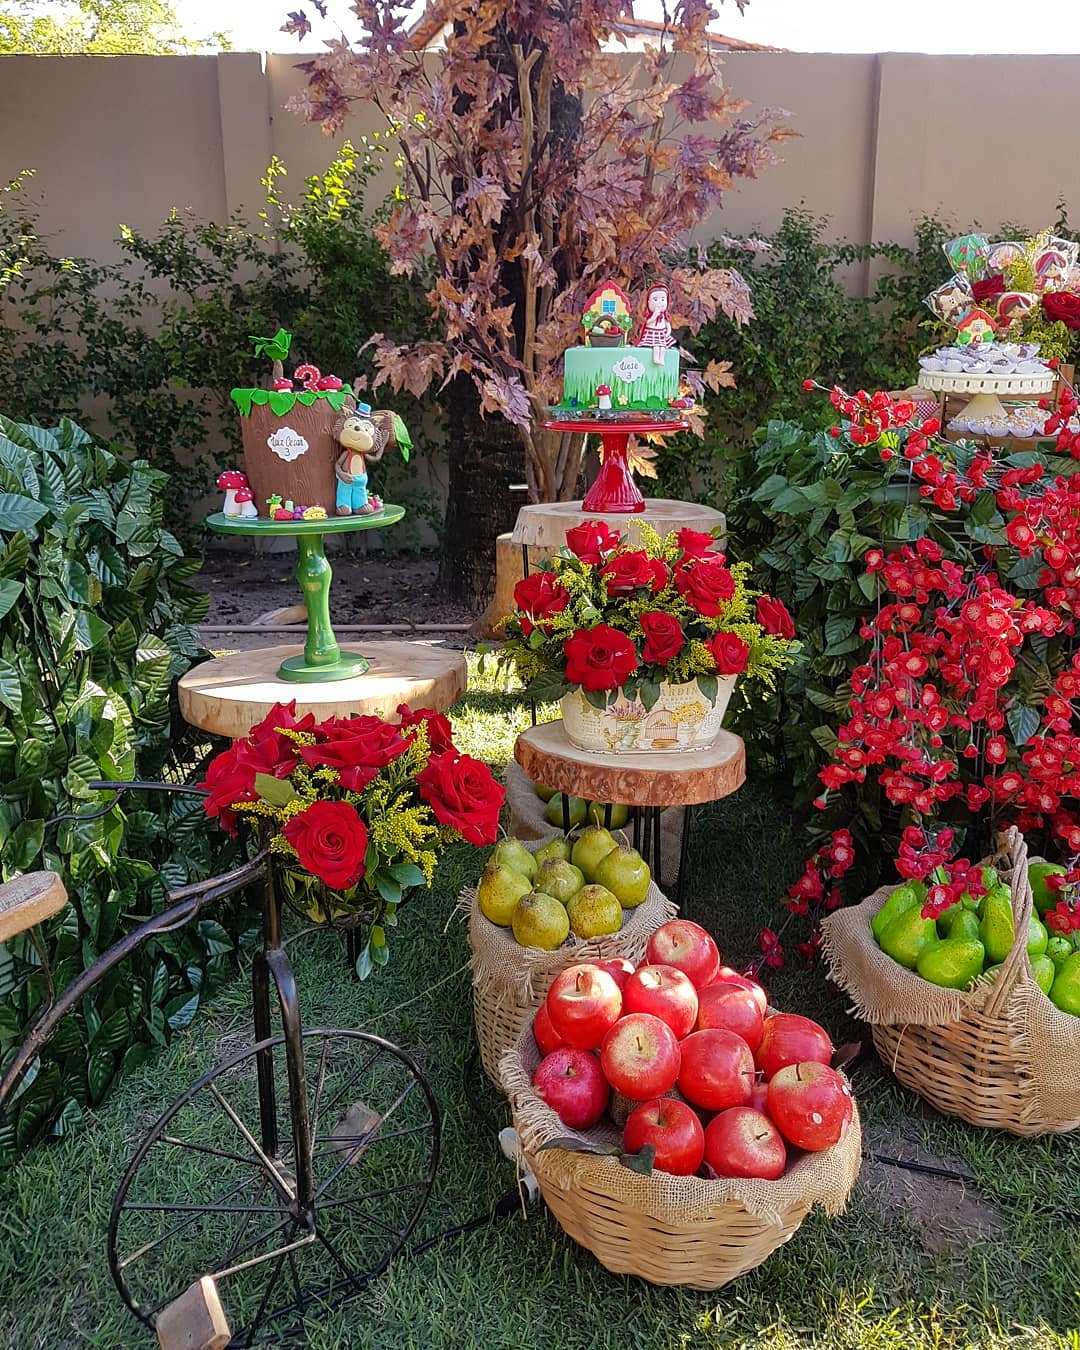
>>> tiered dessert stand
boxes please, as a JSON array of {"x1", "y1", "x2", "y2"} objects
[{"x1": 919, "y1": 366, "x2": 1055, "y2": 442}]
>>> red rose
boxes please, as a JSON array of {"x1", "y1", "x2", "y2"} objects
[
  {"x1": 647, "y1": 558, "x2": 670, "y2": 591},
  {"x1": 564, "y1": 624, "x2": 638, "y2": 691},
  {"x1": 565, "y1": 520, "x2": 621, "y2": 564},
  {"x1": 677, "y1": 528, "x2": 720, "y2": 559},
  {"x1": 675, "y1": 556, "x2": 736, "y2": 616},
  {"x1": 300, "y1": 715, "x2": 409, "y2": 791},
  {"x1": 756, "y1": 596, "x2": 796, "y2": 639},
  {"x1": 601, "y1": 550, "x2": 659, "y2": 593},
  {"x1": 513, "y1": 570, "x2": 571, "y2": 630},
  {"x1": 282, "y1": 800, "x2": 368, "y2": 890},
  {"x1": 250, "y1": 700, "x2": 317, "y2": 740},
  {"x1": 416, "y1": 750, "x2": 504, "y2": 845},
  {"x1": 707, "y1": 631, "x2": 750, "y2": 675},
  {"x1": 396, "y1": 703, "x2": 455, "y2": 754},
  {"x1": 201, "y1": 745, "x2": 257, "y2": 835},
  {"x1": 972, "y1": 274, "x2": 1006, "y2": 306},
  {"x1": 640, "y1": 611, "x2": 686, "y2": 666},
  {"x1": 1042, "y1": 291, "x2": 1080, "y2": 330}
]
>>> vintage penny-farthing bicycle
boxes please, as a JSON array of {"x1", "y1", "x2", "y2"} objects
[{"x1": 0, "y1": 778, "x2": 440, "y2": 1347}]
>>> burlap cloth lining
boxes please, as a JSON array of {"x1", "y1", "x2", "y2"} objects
[
  {"x1": 500, "y1": 1019, "x2": 861, "y2": 1229},
  {"x1": 505, "y1": 760, "x2": 685, "y2": 885},
  {"x1": 821, "y1": 827, "x2": 1080, "y2": 1126}
]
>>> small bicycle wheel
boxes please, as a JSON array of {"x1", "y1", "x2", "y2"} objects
[{"x1": 108, "y1": 1029, "x2": 439, "y2": 1346}]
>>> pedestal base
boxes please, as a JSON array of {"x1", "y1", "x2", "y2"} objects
[
  {"x1": 276, "y1": 652, "x2": 370, "y2": 683},
  {"x1": 179, "y1": 642, "x2": 467, "y2": 739}
]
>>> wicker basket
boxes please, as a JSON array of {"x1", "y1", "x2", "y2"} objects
[
  {"x1": 500, "y1": 1022, "x2": 861, "y2": 1290},
  {"x1": 464, "y1": 844, "x2": 676, "y2": 1088},
  {"x1": 822, "y1": 827, "x2": 1080, "y2": 1135}
]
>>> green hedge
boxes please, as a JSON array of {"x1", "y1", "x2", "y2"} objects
[{"x1": 0, "y1": 417, "x2": 242, "y2": 1162}]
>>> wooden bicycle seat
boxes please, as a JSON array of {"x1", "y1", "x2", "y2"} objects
[{"x1": 0, "y1": 871, "x2": 68, "y2": 943}]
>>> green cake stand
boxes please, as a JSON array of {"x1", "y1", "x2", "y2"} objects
[{"x1": 206, "y1": 506, "x2": 405, "y2": 683}]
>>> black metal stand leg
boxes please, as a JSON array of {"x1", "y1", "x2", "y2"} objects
[
  {"x1": 677, "y1": 804, "x2": 693, "y2": 913},
  {"x1": 251, "y1": 951, "x2": 279, "y2": 1161},
  {"x1": 632, "y1": 807, "x2": 642, "y2": 852},
  {"x1": 603, "y1": 802, "x2": 612, "y2": 829},
  {"x1": 267, "y1": 947, "x2": 315, "y2": 1222},
  {"x1": 652, "y1": 809, "x2": 662, "y2": 891},
  {"x1": 562, "y1": 792, "x2": 571, "y2": 835},
  {"x1": 345, "y1": 927, "x2": 361, "y2": 978}
]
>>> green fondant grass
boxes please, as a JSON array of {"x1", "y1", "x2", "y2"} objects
[
  {"x1": 230, "y1": 387, "x2": 351, "y2": 417},
  {"x1": 559, "y1": 345, "x2": 679, "y2": 409}
]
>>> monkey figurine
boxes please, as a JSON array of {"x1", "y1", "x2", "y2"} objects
[{"x1": 332, "y1": 401, "x2": 391, "y2": 516}]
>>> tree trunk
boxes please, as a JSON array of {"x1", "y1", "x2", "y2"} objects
[{"x1": 437, "y1": 374, "x2": 524, "y2": 610}]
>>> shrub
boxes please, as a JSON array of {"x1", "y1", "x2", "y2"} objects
[{"x1": 0, "y1": 416, "x2": 241, "y2": 1162}]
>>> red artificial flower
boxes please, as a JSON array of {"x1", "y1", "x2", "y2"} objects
[
  {"x1": 971, "y1": 273, "x2": 1006, "y2": 306},
  {"x1": 756, "y1": 595, "x2": 796, "y2": 639},
  {"x1": 565, "y1": 520, "x2": 621, "y2": 564},
  {"x1": 675, "y1": 556, "x2": 736, "y2": 616},
  {"x1": 601, "y1": 550, "x2": 661, "y2": 593},
  {"x1": 282, "y1": 800, "x2": 369, "y2": 890},
  {"x1": 758, "y1": 927, "x2": 784, "y2": 969},
  {"x1": 513, "y1": 570, "x2": 570, "y2": 631},
  {"x1": 640, "y1": 611, "x2": 686, "y2": 666},
  {"x1": 564, "y1": 624, "x2": 639, "y2": 691},
  {"x1": 676, "y1": 528, "x2": 719, "y2": 559},
  {"x1": 300, "y1": 716, "x2": 409, "y2": 791},
  {"x1": 395, "y1": 703, "x2": 455, "y2": 754},
  {"x1": 706, "y1": 631, "x2": 750, "y2": 675},
  {"x1": 416, "y1": 750, "x2": 504, "y2": 846},
  {"x1": 1042, "y1": 291, "x2": 1080, "y2": 330}
]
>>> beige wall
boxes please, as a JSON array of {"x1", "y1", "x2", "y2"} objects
[{"x1": 4, "y1": 49, "x2": 1080, "y2": 267}]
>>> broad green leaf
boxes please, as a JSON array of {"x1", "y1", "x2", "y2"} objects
[
  {"x1": 165, "y1": 993, "x2": 200, "y2": 1030},
  {"x1": 1007, "y1": 704, "x2": 1040, "y2": 748},
  {"x1": 0, "y1": 494, "x2": 48, "y2": 534},
  {"x1": 253, "y1": 772, "x2": 298, "y2": 807},
  {"x1": 388, "y1": 862, "x2": 425, "y2": 889},
  {"x1": 0, "y1": 579, "x2": 22, "y2": 621},
  {"x1": 269, "y1": 390, "x2": 295, "y2": 416},
  {"x1": 87, "y1": 1049, "x2": 115, "y2": 1105},
  {"x1": 0, "y1": 657, "x2": 22, "y2": 713},
  {"x1": 74, "y1": 612, "x2": 111, "y2": 651},
  {"x1": 696, "y1": 673, "x2": 718, "y2": 704},
  {"x1": 375, "y1": 871, "x2": 403, "y2": 905}
]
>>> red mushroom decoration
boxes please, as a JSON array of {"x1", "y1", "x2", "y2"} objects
[
  {"x1": 233, "y1": 485, "x2": 258, "y2": 519},
  {"x1": 217, "y1": 469, "x2": 249, "y2": 517},
  {"x1": 596, "y1": 384, "x2": 613, "y2": 411}
]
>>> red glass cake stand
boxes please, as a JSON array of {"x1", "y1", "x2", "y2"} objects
[{"x1": 542, "y1": 417, "x2": 691, "y2": 513}]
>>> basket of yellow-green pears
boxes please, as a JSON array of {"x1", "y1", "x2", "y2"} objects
[
  {"x1": 822, "y1": 826, "x2": 1080, "y2": 1135},
  {"x1": 462, "y1": 826, "x2": 675, "y2": 1088}
]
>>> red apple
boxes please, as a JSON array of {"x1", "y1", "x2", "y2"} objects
[
  {"x1": 594, "y1": 956, "x2": 636, "y2": 991},
  {"x1": 600, "y1": 1012, "x2": 681, "y2": 1101},
  {"x1": 623, "y1": 964, "x2": 699, "y2": 1039},
  {"x1": 677, "y1": 1028, "x2": 755, "y2": 1112},
  {"x1": 704, "y1": 1106, "x2": 786, "y2": 1180},
  {"x1": 646, "y1": 920, "x2": 721, "y2": 988},
  {"x1": 704, "y1": 970, "x2": 769, "y2": 1013},
  {"x1": 695, "y1": 982, "x2": 766, "y2": 1052},
  {"x1": 623, "y1": 1098, "x2": 705, "y2": 1176},
  {"x1": 748, "y1": 1077, "x2": 770, "y2": 1116},
  {"x1": 533, "y1": 1048, "x2": 609, "y2": 1129},
  {"x1": 767, "y1": 1061, "x2": 854, "y2": 1151},
  {"x1": 545, "y1": 963, "x2": 623, "y2": 1050},
  {"x1": 755, "y1": 1013, "x2": 833, "y2": 1080},
  {"x1": 533, "y1": 1001, "x2": 566, "y2": 1056}
]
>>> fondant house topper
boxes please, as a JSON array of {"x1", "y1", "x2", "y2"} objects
[
  {"x1": 582, "y1": 280, "x2": 634, "y2": 348},
  {"x1": 955, "y1": 307, "x2": 996, "y2": 346}
]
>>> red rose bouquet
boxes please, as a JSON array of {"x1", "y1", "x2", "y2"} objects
[
  {"x1": 200, "y1": 701, "x2": 504, "y2": 976},
  {"x1": 497, "y1": 523, "x2": 796, "y2": 713}
]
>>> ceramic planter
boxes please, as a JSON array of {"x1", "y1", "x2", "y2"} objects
[{"x1": 560, "y1": 676, "x2": 737, "y2": 754}]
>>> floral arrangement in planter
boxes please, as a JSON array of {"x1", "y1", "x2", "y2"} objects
[
  {"x1": 199, "y1": 701, "x2": 504, "y2": 977},
  {"x1": 498, "y1": 524, "x2": 797, "y2": 754}
]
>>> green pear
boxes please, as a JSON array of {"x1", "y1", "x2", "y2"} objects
[
  {"x1": 535, "y1": 858, "x2": 586, "y2": 905},
  {"x1": 1030, "y1": 954, "x2": 1056, "y2": 996},
  {"x1": 1049, "y1": 951, "x2": 1080, "y2": 1016},
  {"x1": 1047, "y1": 934, "x2": 1073, "y2": 967},
  {"x1": 533, "y1": 782, "x2": 557, "y2": 802},
  {"x1": 939, "y1": 908, "x2": 981, "y2": 943},
  {"x1": 566, "y1": 884, "x2": 622, "y2": 939},
  {"x1": 1027, "y1": 912, "x2": 1049, "y2": 958},
  {"x1": 595, "y1": 845, "x2": 651, "y2": 907},
  {"x1": 490, "y1": 837, "x2": 538, "y2": 883},
  {"x1": 586, "y1": 801, "x2": 630, "y2": 829},
  {"x1": 545, "y1": 793, "x2": 588, "y2": 830},
  {"x1": 477, "y1": 863, "x2": 533, "y2": 927},
  {"x1": 916, "y1": 937, "x2": 985, "y2": 990},
  {"x1": 511, "y1": 893, "x2": 570, "y2": 950},
  {"x1": 1028, "y1": 862, "x2": 1067, "y2": 914},
  {"x1": 571, "y1": 825, "x2": 617, "y2": 882},
  {"x1": 871, "y1": 882, "x2": 924, "y2": 944},
  {"x1": 976, "y1": 882, "x2": 1012, "y2": 920},
  {"x1": 534, "y1": 837, "x2": 572, "y2": 867},
  {"x1": 879, "y1": 906, "x2": 938, "y2": 970},
  {"x1": 979, "y1": 889, "x2": 1015, "y2": 965}
]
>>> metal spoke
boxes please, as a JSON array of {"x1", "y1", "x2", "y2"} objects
[
  {"x1": 315, "y1": 1179, "x2": 428, "y2": 1212},
  {"x1": 209, "y1": 1082, "x2": 295, "y2": 1202},
  {"x1": 161, "y1": 1134, "x2": 271, "y2": 1170},
  {"x1": 315, "y1": 1228, "x2": 366, "y2": 1300},
  {"x1": 318, "y1": 1049, "x2": 380, "y2": 1122},
  {"x1": 309, "y1": 1193, "x2": 405, "y2": 1237},
  {"x1": 122, "y1": 1202, "x2": 279, "y2": 1215},
  {"x1": 314, "y1": 1080, "x2": 416, "y2": 1203},
  {"x1": 286, "y1": 1249, "x2": 306, "y2": 1317},
  {"x1": 118, "y1": 1174, "x2": 258, "y2": 1271},
  {"x1": 308, "y1": 1037, "x2": 332, "y2": 1143},
  {"x1": 243, "y1": 1248, "x2": 289, "y2": 1349},
  {"x1": 310, "y1": 1120, "x2": 432, "y2": 1161},
  {"x1": 224, "y1": 1173, "x2": 270, "y2": 1271}
]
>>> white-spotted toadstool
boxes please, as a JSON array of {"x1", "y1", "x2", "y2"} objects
[{"x1": 217, "y1": 469, "x2": 249, "y2": 517}]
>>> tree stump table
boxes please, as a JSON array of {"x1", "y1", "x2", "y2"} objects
[{"x1": 514, "y1": 720, "x2": 746, "y2": 907}]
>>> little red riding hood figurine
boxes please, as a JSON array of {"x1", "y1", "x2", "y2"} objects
[{"x1": 635, "y1": 284, "x2": 676, "y2": 366}]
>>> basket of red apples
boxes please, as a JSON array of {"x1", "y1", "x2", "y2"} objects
[{"x1": 500, "y1": 920, "x2": 862, "y2": 1289}]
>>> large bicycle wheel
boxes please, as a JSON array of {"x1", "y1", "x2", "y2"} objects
[{"x1": 108, "y1": 1029, "x2": 439, "y2": 1346}]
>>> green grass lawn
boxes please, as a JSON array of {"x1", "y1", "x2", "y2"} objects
[{"x1": 2, "y1": 655, "x2": 1078, "y2": 1349}]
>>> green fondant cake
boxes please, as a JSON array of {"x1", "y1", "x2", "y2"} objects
[{"x1": 560, "y1": 345, "x2": 680, "y2": 411}]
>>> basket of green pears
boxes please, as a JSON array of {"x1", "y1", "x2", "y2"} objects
[{"x1": 822, "y1": 827, "x2": 1080, "y2": 1136}]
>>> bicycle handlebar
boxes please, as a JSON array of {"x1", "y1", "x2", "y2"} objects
[{"x1": 47, "y1": 780, "x2": 209, "y2": 830}]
